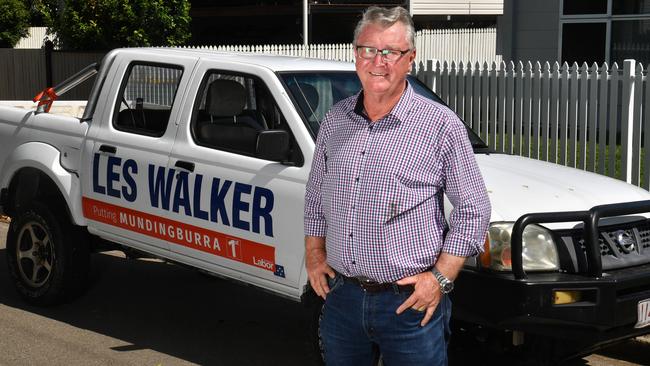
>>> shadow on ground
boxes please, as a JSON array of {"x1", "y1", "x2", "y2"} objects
[
  {"x1": 0, "y1": 248, "x2": 317, "y2": 365},
  {"x1": 1, "y1": 246, "x2": 648, "y2": 366}
]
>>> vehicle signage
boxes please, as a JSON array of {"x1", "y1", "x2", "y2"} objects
[
  {"x1": 91, "y1": 153, "x2": 275, "y2": 237},
  {"x1": 82, "y1": 196, "x2": 278, "y2": 274}
]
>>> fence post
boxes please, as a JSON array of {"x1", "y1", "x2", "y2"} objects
[
  {"x1": 621, "y1": 59, "x2": 636, "y2": 184},
  {"x1": 427, "y1": 59, "x2": 435, "y2": 92}
]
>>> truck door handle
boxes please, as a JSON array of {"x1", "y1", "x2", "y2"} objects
[
  {"x1": 99, "y1": 145, "x2": 117, "y2": 154},
  {"x1": 174, "y1": 160, "x2": 195, "y2": 172}
]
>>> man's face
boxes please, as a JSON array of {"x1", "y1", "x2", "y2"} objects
[{"x1": 354, "y1": 22, "x2": 416, "y2": 98}]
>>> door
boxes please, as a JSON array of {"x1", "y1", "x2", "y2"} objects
[
  {"x1": 82, "y1": 54, "x2": 197, "y2": 257},
  {"x1": 166, "y1": 61, "x2": 310, "y2": 296}
]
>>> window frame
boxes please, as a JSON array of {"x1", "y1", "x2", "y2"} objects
[{"x1": 559, "y1": 0, "x2": 650, "y2": 63}]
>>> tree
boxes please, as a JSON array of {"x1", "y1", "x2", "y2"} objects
[
  {"x1": 0, "y1": 0, "x2": 30, "y2": 48},
  {"x1": 40, "y1": 0, "x2": 191, "y2": 50}
]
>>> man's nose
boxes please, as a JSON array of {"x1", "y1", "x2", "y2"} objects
[{"x1": 372, "y1": 53, "x2": 387, "y2": 66}]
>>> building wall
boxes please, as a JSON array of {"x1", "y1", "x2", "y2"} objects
[
  {"x1": 498, "y1": 0, "x2": 560, "y2": 63},
  {"x1": 14, "y1": 27, "x2": 48, "y2": 49}
]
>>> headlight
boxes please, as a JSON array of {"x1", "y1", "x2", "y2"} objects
[{"x1": 483, "y1": 222, "x2": 559, "y2": 271}]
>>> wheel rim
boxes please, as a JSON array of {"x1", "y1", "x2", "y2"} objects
[{"x1": 15, "y1": 220, "x2": 55, "y2": 288}]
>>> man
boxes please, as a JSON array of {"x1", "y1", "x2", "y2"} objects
[{"x1": 304, "y1": 6, "x2": 491, "y2": 365}]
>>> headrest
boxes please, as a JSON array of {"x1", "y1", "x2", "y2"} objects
[
  {"x1": 205, "y1": 79, "x2": 246, "y2": 116},
  {"x1": 289, "y1": 82, "x2": 319, "y2": 117}
]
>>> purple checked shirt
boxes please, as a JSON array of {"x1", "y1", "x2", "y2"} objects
[{"x1": 304, "y1": 82, "x2": 491, "y2": 283}]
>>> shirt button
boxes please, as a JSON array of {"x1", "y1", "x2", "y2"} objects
[
  {"x1": 351, "y1": 260, "x2": 356, "y2": 265},
  {"x1": 355, "y1": 177, "x2": 359, "y2": 182},
  {"x1": 349, "y1": 233, "x2": 353, "y2": 238},
  {"x1": 369, "y1": 125, "x2": 373, "y2": 131},
  {"x1": 361, "y1": 151, "x2": 365, "y2": 155}
]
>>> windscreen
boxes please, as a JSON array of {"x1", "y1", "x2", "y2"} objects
[{"x1": 280, "y1": 72, "x2": 488, "y2": 150}]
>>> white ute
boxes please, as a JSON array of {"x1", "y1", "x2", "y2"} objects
[{"x1": 1, "y1": 48, "x2": 650, "y2": 364}]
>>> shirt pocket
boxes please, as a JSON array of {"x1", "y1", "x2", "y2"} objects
[{"x1": 383, "y1": 174, "x2": 438, "y2": 224}]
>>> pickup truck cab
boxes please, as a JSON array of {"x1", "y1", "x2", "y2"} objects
[{"x1": 1, "y1": 48, "x2": 650, "y2": 363}]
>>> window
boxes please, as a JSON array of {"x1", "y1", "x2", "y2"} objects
[
  {"x1": 191, "y1": 71, "x2": 303, "y2": 165},
  {"x1": 114, "y1": 63, "x2": 183, "y2": 136},
  {"x1": 281, "y1": 72, "x2": 361, "y2": 136},
  {"x1": 613, "y1": 0, "x2": 650, "y2": 15},
  {"x1": 611, "y1": 19, "x2": 650, "y2": 63},
  {"x1": 562, "y1": 22, "x2": 607, "y2": 64},
  {"x1": 563, "y1": 0, "x2": 607, "y2": 15},
  {"x1": 560, "y1": 0, "x2": 650, "y2": 64}
]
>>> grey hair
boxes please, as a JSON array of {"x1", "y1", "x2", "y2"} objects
[{"x1": 353, "y1": 6, "x2": 415, "y2": 49}]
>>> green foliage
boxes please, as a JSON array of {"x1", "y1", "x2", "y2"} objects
[
  {"x1": 41, "y1": 0, "x2": 191, "y2": 50},
  {"x1": 24, "y1": 0, "x2": 52, "y2": 26},
  {"x1": 0, "y1": 0, "x2": 30, "y2": 48}
]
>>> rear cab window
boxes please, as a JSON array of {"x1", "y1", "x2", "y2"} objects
[{"x1": 113, "y1": 63, "x2": 183, "y2": 137}]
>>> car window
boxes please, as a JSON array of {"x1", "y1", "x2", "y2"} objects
[
  {"x1": 281, "y1": 72, "x2": 361, "y2": 136},
  {"x1": 113, "y1": 63, "x2": 183, "y2": 137},
  {"x1": 191, "y1": 71, "x2": 304, "y2": 166}
]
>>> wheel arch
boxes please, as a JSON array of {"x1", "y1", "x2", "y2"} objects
[{"x1": 1, "y1": 142, "x2": 86, "y2": 226}]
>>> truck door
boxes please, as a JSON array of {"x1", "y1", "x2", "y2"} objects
[
  {"x1": 82, "y1": 55, "x2": 197, "y2": 257},
  {"x1": 167, "y1": 63, "x2": 309, "y2": 296}
]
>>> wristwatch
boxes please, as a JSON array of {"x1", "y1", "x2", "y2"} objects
[{"x1": 432, "y1": 268, "x2": 454, "y2": 294}]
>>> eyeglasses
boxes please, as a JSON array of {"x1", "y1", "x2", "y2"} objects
[{"x1": 355, "y1": 45, "x2": 411, "y2": 62}]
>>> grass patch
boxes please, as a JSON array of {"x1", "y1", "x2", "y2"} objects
[{"x1": 482, "y1": 132, "x2": 646, "y2": 187}]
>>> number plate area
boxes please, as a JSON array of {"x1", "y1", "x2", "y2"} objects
[{"x1": 635, "y1": 299, "x2": 650, "y2": 329}]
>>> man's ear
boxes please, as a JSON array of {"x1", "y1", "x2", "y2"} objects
[{"x1": 407, "y1": 48, "x2": 417, "y2": 74}]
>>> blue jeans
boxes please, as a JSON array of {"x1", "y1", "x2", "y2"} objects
[{"x1": 320, "y1": 275, "x2": 452, "y2": 366}]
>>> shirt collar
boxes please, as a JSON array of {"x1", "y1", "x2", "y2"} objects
[{"x1": 351, "y1": 80, "x2": 415, "y2": 124}]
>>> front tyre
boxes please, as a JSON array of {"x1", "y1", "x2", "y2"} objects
[{"x1": 6, "y1": 202, "x2": 89, "y2": 305}]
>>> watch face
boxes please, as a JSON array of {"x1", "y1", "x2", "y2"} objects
[{"x1": 442, "y1": 281, "x2": 454, "y2": 293}]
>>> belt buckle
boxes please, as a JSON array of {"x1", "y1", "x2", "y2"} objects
[{"x1": 355, "y1": 276, "x2": 378, "y2": 292}]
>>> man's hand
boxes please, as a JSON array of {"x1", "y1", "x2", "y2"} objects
[
  {"x1": 305, "y1": 236, "x2": 335, "y2": 299},
  {"x1": 395, "y1": 271, "x2": 441, "y2": 326},
  {"x1": 396, "y1": 253, "x2": 467, "y2": 326}
]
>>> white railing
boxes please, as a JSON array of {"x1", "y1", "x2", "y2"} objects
[
  {"x1": 414, "y1": 59, "x2": 650, "y2": 188},
  {"x1": 184, "y1": 27, "x2": 501, "y2": 66},
  {"x1": 415, "y1": 28, "x2": 501, "y2": 64}
]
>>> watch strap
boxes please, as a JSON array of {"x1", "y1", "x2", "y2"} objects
[{"x1": 432, "y1": 268, "x2": 454, "y2": 294}]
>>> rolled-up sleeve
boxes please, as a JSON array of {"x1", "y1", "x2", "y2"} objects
[
  {"x1": 439, "y1": 114, "x2": 491, "y2": 257},
  {"x1": 304, "y1": 119, "x2": 331, "y2": 237}
]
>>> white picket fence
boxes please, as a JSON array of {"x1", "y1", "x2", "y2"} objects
[
  {"x1": 414, "y1": 59, "x2": 650, "y2": 188},
  {"x1": 183, "y1": 43, "x2": 356, "y2": 62},
  {"x1": 415, "y1": 28, "x2": 501, "y2": 64},
  {"x1": 183, "y1": 27, "x2": 501, "y2": 65}
]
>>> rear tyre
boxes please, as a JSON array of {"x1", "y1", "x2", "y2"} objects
[{"x1": 5, "y1": 202, "x2": 89, "y2": 305}]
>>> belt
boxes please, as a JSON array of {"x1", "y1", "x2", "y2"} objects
[{"x1": 340, "y1": 274, "x2": 414, "y2": 293}]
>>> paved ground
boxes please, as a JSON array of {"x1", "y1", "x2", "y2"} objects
[{"x1": 0, "y1": 221, "x2": 648, "y2": 366}]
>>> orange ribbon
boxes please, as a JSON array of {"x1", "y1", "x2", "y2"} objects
[{"x1": 32, "y1": 87, "x2": 58, "y2": 113}]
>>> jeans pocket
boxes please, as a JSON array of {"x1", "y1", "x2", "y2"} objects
[{"x1": 327, "y1": 273, "x2": 344, "y2": 293}]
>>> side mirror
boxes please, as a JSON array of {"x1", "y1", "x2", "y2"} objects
[{"x1": 256, "y1": 130, "x2": 290, "y2": 162}]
